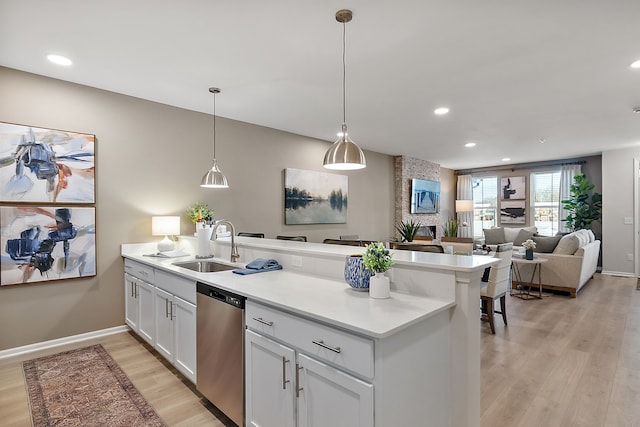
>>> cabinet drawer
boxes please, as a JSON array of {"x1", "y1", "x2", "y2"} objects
[
  {"x1": 246, "y1": 301, "x2": 374, "y2": 379},
  {"x1": 124, "y1": 259, "x2": 155, "y2": 282},
  {"x1": 155, "y1": 269, "x2": 196, "y2": 305}
]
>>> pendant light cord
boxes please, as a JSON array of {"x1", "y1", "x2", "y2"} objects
[
  {"x1": 212, "y1": 92, "x2": 217, "y2": 159},
  {"x1": 342, "y1": 20, "x2": 347, "y2": 125}
]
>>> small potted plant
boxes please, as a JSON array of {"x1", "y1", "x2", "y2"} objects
[
  {"x1": 187, "y1": 202, "x2": 214, "y2": 233},
  {"x1": 396, "y1": 219, "x2": 421, "y2": 242},
  {"x1": 522, "y1": 239, "x2": 536, "y2": 260},
  {"x1": 362, "y1": 242, "x2": 394, "y2": 299}
]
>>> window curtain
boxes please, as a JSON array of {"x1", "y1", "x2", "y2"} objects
[
  {"x1": 457, "y1": 175, "x2": 473, "y2": 238},
  {"x1": 558, "y1": 164, "x2": 581, "y2": 233}
]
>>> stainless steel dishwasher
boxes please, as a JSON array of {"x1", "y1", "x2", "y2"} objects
[{"x1": 196, "y1": 282, "x2": 245, "y2": 427}]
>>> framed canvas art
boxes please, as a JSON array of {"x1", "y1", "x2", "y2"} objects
[
  {"x1": 0, "y1": 205, "x2": 97, "y2": 286},
  {"x1": 501, "y1": 176, "x2": 525, "y2": 200},
  {"x1": 284, "y1": 168, "x2": 348, "y2": 224},
  {"x1": 0, "y1": 122, "x2": 95, "y2": 203},
  {"x1": 500, "y1": 200, "x2": 526, "y2": 224}
]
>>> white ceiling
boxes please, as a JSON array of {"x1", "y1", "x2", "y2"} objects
[{"x1": 2, "y1": 0, "x2": 640, "y2": 170}]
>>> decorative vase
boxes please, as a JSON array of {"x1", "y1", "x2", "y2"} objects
[
  {"x1": 525, "y1": 248, "x2": 534, "y2": 260},
  {"x1": 344, "y1": 255, "x2": 374, "y2": 291},
  {"x1": 369, "y1": 272, "x2": 390, "y2": 299}
]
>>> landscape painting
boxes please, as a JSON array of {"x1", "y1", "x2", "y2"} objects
[
  {"x1": 284, "y1": 168, "x2": 348, "y2": 224},
  {"x1": 501, "y1": 176, "x2": 525, "y2": 200},
  {"x1": 0, "y1": 206, "x2": 96, "y2": 286},
  {"x1": 0, "y1": 122, "x2": 95, "y2": 203},
  {"x1": 500, "y1": 200, "x2": 526, "y2": 224}
]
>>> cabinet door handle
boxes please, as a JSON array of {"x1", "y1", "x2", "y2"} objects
[
  {"x1": 130, "y1": 281, "x2": 135, "y2": 298},
  {"x1": 165, "y1": 298, "x2": 170, "y2": 318},
  {"x1": 169, "y1": 302, "x2": 175, "y2": 321},
  {"x1": 252, "y1": 317, "x2": 273, "y2": 326},
  {"x1": 133, "y1": 283, "x2": 138, "y2": 298},
  {"x1": 282, "y1": 356, "x2": 290, "y2": 390},
  {"x1": 295, "y1": 363, "x2": 303, "y2": 397},
  {"x1": 312, "y1": 339, "x2": 341, "y2": 353}
]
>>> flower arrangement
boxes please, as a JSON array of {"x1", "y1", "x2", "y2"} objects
[
  {"x1": 187, "y1": 202, "x2": 214, "y2": 224},
  {"x1": 522, "y1": 239, "x2": 536, "y2": 250},
  {"x1": 362, "y1": 242, "x2": 394, "y2": 273}
]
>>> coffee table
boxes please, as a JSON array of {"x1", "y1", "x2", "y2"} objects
[{"x1": 511, "y1": 256, "x2": 548, "y2": 300}]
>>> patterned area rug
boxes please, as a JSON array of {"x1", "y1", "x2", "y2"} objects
[{"x1": 23, "y1": 344, "x2": 166, "y2": 426}]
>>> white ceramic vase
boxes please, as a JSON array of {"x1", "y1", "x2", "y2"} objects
[{"x1": 369, "y1": 272, "x2": 390, "y2": 299}]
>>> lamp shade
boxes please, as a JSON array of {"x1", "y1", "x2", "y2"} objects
[
  {"x1": 455, "y1": 199, "x2": 473, "y2": 213},
  {"x1": 200, "y1": 159, "x2": 229, "y2": 188},
  {"x1": 152, "y1": 216, "x2": 180, "y2": 236},
  {"x1": 323, "y1": 133, "x2": 366, "y2": 170}
]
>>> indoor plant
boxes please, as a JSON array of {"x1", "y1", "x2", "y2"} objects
[
  {"x1": 522, "y1": 238, "x2": 536, "y2": 260},
  {"x1": 396, "y1": 219, "x2": 421, "y2": 242},
  {"x1": 187, "y1": 202, "x2": 214, "y2": 224},
  {"x1": 442, "y1": 219, "x2": 459, "y2": 238},
  {"x1": 362, "y1": 242, "x2": 394, "y2": 299},
  {"x1": 561, "y1": 173, "x2": 602, "y2": 231}
]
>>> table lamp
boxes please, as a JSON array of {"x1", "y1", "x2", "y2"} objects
[{"x1": 152, "y1": 216, "x2": 180, "y2": 252}]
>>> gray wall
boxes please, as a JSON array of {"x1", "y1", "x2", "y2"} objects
[
  {"x1": 602, "y1": 147, "x2": 639, "y2": 275},
  {"x1": 0, "y1": 67, "x2": 399, "y2": 350}
]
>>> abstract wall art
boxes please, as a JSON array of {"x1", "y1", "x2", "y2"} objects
[
  {"x1": 0, "y1": 122, "x2": 95, "y2": 203},
  {"x1": 500, "y1": 176, "x2": 525, "y2": 200},
  {"x1": 0, "y1": 206, "x2": 96, "y2": 286}
]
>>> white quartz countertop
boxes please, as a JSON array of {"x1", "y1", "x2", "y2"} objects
[{"x1": 122, "y1": 248, "x2": 455, "y2": 339}]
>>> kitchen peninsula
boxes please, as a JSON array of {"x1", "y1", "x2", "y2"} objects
[{"x1": 122, "y1": 236, "x2": 497, "y2": 427}]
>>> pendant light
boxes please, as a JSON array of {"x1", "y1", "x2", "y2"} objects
[
  {"x1": 200, "y1": 87, "x2": 229, "y2": 188},
  {"x1": 323, "y1": 9, "x2": 366, "y2": 170}
]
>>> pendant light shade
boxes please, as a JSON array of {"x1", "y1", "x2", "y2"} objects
[
  {"x1": 200, "y1": 159, "x2": 229, "y2": 188},
  {"x1": 323, "y1": 9, "x2": 366, "y2": 170},
  {"x1": 200, "y1": 87, "x2": 229, "y2": 188},
  {"x1": 323, "y1": 123, "x2": 366, "y2": 170}
]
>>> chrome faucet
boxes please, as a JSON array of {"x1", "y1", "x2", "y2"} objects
[{"x1": 211, "y1": 219, "x2": 240, "y2": 263}]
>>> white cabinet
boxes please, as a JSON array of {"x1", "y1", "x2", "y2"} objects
[
  {"x1": 245, "y1": 302, "x2": 374, "y2": 427},
  {"x1": 153, "y1": 270, "x2": 197, "y2": 384},
  {"x1": 245, "y1": 329, "x2": 296, "y2": 427},
  {"x1": 154, "y1": 286, "x2": 174, "y2": 360},
  {"x1": 124, "y1": 259, "x2": 197, "y2": 384},
  {"x1": 124, "y1": 272, "x2": 155, "y2": 346},
  {"x1": 297, "y1": 353, "x2": 373, "y2": 427}
]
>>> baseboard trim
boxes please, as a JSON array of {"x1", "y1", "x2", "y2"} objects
[
  {"x1": 0, "y1": 325, "x2": 130, "y2": 360},
  {"x1": 600, "y1": 270, "x2": 637, "y2": 278}
]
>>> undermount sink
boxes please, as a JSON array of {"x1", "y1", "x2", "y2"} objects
[{"x1": 173, "y1": 260, "x2": 236, "y2": 273}]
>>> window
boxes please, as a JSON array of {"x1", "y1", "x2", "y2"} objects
[
  {"x1": 472, "y1": 177, "x2": 498, "y2": 238},
  {"x1": 531, "y1": 171, "x2": 561, "y2": 236}
]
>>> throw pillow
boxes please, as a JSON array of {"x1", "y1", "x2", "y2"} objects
[
  {"x1": 532, "y1": 235, "x2": 562, "y2": 253},
  {"x1": 504, "y1": 226, "x2": 537, "y2": 243},
  {"x1": 587, "y1": 229, "x2": 595, "y2": 243},
  {"x1": 484, "y1": 227, "x2": 505, "y2": 245},
  {"x1": 553, "y1": 233, "x2": 580, "y2": 255},
  {"x1": 513, "y1": 229, "x2": 535, "y2": 246}
]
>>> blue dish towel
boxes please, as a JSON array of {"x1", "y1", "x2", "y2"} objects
[{"x1": 232, "y1": 258, "x2": 283, "y2": 275}]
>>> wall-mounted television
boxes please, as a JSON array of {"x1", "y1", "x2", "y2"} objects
[{"x1": 410, "y1": 178, "x2": 440, "y2": 214}]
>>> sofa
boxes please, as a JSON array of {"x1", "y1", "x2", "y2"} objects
[{"x1": 483, "y1": 226, "x2": 600, "y2": 298}]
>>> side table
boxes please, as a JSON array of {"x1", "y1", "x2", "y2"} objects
[{"x1": 511, "y1": 256, "x2": 548, "y2": 300}]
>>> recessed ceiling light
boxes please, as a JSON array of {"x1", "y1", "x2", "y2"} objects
[
  {"x1": 631, "y1": 60, "x2": 640, "y2": 69},
  {"x1": 539, "y1": 138, "x2": 546, "y2": 144},
  {"x1": 434, "y1": 107, "x2": 449, "y2": 115},
  {"x1": 47, "y1": 54, "x2": 72, "y2": 66},
  {"x1": 501, "y1": 157, "x2": 511, "y2": 162},
  {"x1": 464, "y1": 142, "x2": 476, "y2": 147}
]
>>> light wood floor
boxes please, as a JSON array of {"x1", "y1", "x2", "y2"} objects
[
  {"x1": 481, "y1": 273, "x2": 640, "y2": 426},
  {"x1": 0, "y1": 332, "x2": 235, "y2": 427},
  {"x1": 1, "y1": 273, "x2": 638, "y2": 426}
]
